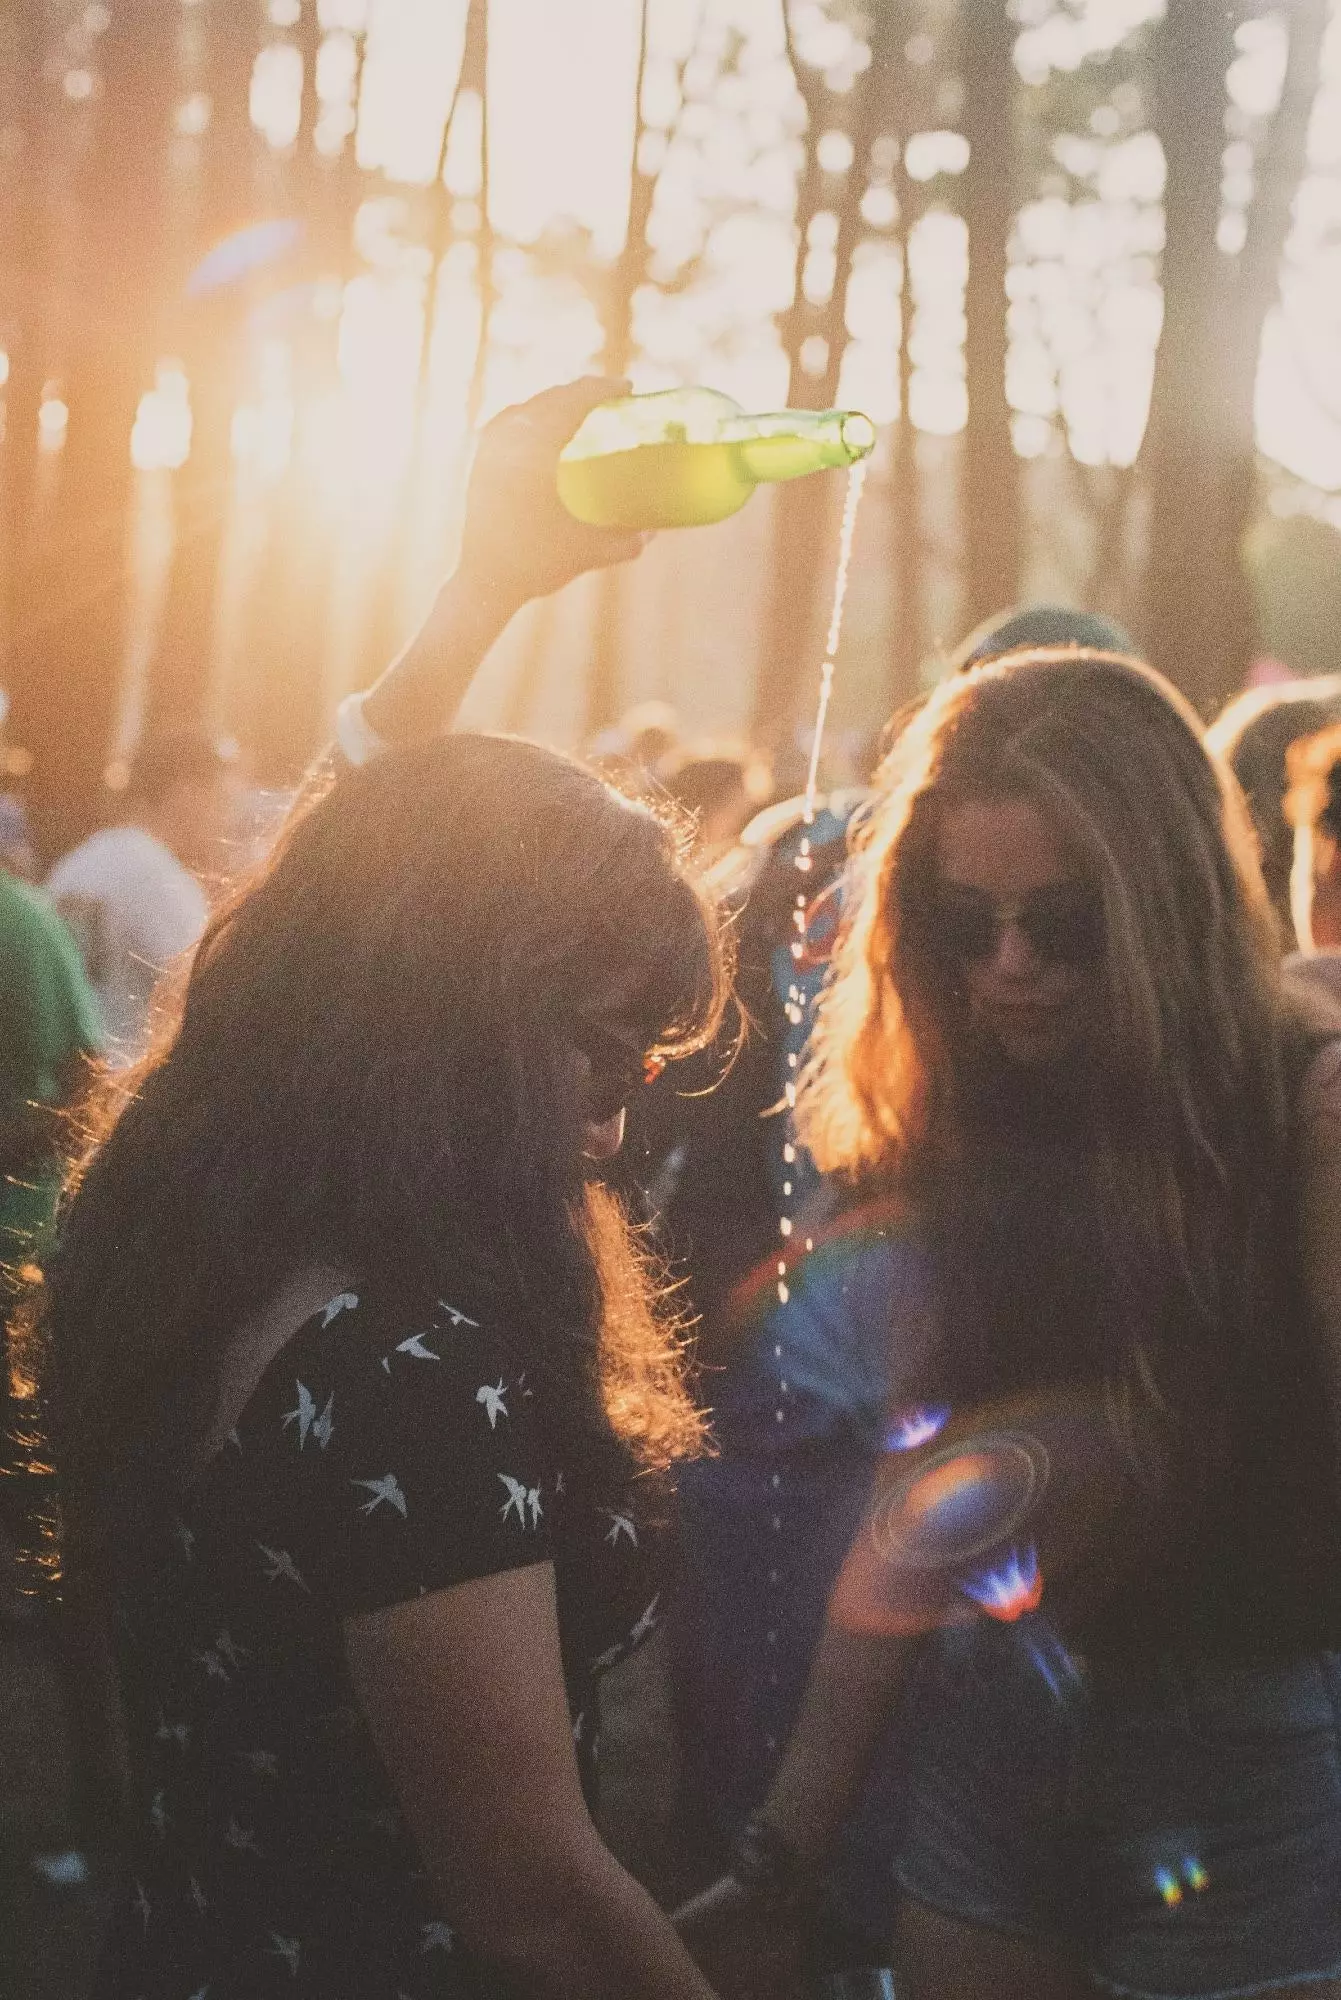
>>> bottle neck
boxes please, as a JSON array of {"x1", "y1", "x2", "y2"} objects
[{"x1": 733, "y1": 410, "x2": 875, "y2": 485}]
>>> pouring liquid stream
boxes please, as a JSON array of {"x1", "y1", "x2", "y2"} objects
[{"x1": 802, "y1": 458, "x2": 869, "y2": 826}]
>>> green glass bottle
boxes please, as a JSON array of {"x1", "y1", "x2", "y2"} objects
[{"x1": 557, "y1": 386, "x2": 877, "y2": 530}]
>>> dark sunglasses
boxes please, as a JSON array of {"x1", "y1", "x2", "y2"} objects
[
  {"x1": 926, "y1": 883, "x2": 1104, "y2": 968},
  {"x1": 574, "y1": 1025, "x2": 667, "y2": 1124}
]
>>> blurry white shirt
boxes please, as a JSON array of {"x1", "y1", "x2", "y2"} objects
[{"x1": 47, "y1": 826, "x2": 208, "y2": 1064}]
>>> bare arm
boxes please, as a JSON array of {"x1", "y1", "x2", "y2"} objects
[
  {"x1": 758, "y1": 1620, "x2": 917, "y2": 1868},
  {"x1": 359, "y1": 377, "x2": 647, "y2": 749},
  {"x1": 344, "y1": 1560, "x2": 719, "y2": 2000}
]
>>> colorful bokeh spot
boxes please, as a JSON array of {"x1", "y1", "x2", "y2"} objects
[
  {"x1": 1154, "y1": 1856, "x2": 1209, "y2": 1909},
  {"x1": 1155, "y1": 1867, "x2": 1183, "y2": 1909},
  {"x1": 883, "y1": 1405, "x2": 951, "y2": 1453},
  {"x1": 960, "y1": 1544, "x2": 1044, "y2": 1622}
]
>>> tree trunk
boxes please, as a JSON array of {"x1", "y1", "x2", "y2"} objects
[
  {"x1": 8, "y1": 0, "x2": 177, "y2": 858},
  {"x1": 752, "y1": 14, "x2": 894, "y2": 751},
  {"x1": 582, "y1": 0, "x2": 652, "y2": 742},
  {"x1": 959, "y1": 0, "x2": 1019, "y2": 629},
  {"x1": 245, "y1": 6, "x2": 371, "y2": 784},
  {"x1": 147, "y1": 0, "x2": 263, "y2": 737}
]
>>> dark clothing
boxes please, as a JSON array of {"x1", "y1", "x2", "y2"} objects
[{"x1": 97, "y1": 1283, "x2": 662, "y2": 1999}]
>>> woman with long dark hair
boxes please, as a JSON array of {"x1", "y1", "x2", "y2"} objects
[
  {"x1": 687, "y1": 651, "x2": 1341, "y2": 2000},
  {"x1": 15, "y1": 382, "x2": 733, "y2": 1998}
]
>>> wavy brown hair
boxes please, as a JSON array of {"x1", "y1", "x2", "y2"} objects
[
  {"x1": 799, "y1": 650, "x2": 1315, "y2": 1402},
  {"x1": 17, "y1": 734, "x2": 732, "y2": 1581}
]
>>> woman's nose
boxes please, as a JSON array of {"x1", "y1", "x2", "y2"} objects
[{"x1": 992, "y1": 917, "x2": 1038, "y2": 977}]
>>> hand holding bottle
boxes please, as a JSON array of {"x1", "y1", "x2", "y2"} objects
[
  {"x1": 457, "y1": 376, "x2": 653, "y2": 611},
  {"x1": 360, "y1": 377, "x2": 651, "y2": 747}
]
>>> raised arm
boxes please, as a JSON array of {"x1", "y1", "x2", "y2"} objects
[{"x1": 357, "y1": 377, "x2": 648, "y2": 751}]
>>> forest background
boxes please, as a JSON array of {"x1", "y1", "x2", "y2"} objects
[{"x1": 2, "y1": 0, "x2": 1340, "y2": 854}]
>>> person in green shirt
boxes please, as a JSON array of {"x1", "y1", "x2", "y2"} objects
[{"x1": 0, "y1": 865, "x2": 103, "y2": 1291}]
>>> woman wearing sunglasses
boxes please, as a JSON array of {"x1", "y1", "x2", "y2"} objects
[
  {"x1": 686, "y1": 651, "x2": 1341, "y2": 2000},
  {"x1": 18, "y1": 381, "x2": 735, "y2": 1999}
]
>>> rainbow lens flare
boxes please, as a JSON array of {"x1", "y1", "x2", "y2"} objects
[
  {"x1": 1155, "y1": 1867, "x2": 1183, "y2": 1909},
  {"x1": 960, "y1": 1544, "x2": 1044, "y2": 1622},
  {"x1": 883, "y1": 1405, "x2": 951, "y2": 1453},
  {"x1": 1183, "y1": 1857, "x2": 1209, "y2": 1894}
]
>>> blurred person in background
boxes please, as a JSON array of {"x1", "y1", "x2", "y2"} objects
[
  {"x1": 1284, "y1": 721, "x2": 1341, "y2": 1006},
  {"x1": 659, "y1": 744, "x2": 773, "y2": 862},
  {"x1": 0, "y1": 685, "x2": 40, "y2": 880},
  {"x1": 17, "y1": 379, "x2": 735, "y2": 2000},
  {"x1": 1206, "y1": 677, "x2": 1341, "y2": 940},
  {"x1": 681, "y1": 650, "x2": 1341, "y2": 2000},
  {"x1": 587, "y1": 699, "x2": 683, "y2": 796},
  {"x1": 47, "y1": 732, "x2": 238, "y2": 1064}
]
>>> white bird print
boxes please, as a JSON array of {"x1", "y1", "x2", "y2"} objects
[
  {"x1": 282, "y1": 1381, "x2": 332, "y2": 1449},
  {"x1": 132, "y1": 1881, "x2": 150, "y2": 1931},
  {"x1": 527, "y1": 1486, "x2": 544, "y2": 1529},
  {"x1": 590, "y1": 1639, "x2": 625, "y2": 1672},
  {"x1": 224, "y1": 1816, "x2": 261, "y2": 1855},
  {"x1": 353, "y1": 1472, "x2": 408, "y2": 1517},
  {"x1": 227, "y1": 1428, "x2": 242, "y2": 1451},
  {"x1": 237, "y1": 1748, "x2": 279, "y2": 1777},
  {"x1": 149, "y1": 1790, "x2": 168, "y2": 1836},
  {"x1": 311, "y1": 1391, "x2": 334, "y2": 1449},
  {"x1": 282, "y1": 1380, "x2": 316, "y2": 1445},
  {"x1": 193, "y1": 1648, "x2": 230, "y2": 1683},
  {"x1": 518, "y1": 1370, "x2": 534, "y2": 1399},
  {"x1": 604, "y1": 1510, "x2": 638, "y2": 1548},
  {"x1": 257, "y1": 1543, "x2": 311, "y2": 1593},
  {"x1": 187, "y1": 1986, "x2": 210, "y2": 1999},
  {"x1": 420, "y1": 1921, "x2": 455, "y2": 1952},
  {"x1": 498, "y1": 1474, "x2": 528, "y2": 1526},
  {"x1": 173, "y1": 1518, "x2": 196, "y2": 1562},
  {"x1": 320, "y1": 1291, "x2": 359, "y2": 1327},
  {"x1": 214, "y1": 1628, "x2": 249, "y2": 1671},
  {"x1": 155, "y1": 1715, "x2": 190, "y2": 1750},
  {"x1": 476, "y1": 1380, "x2": 508, "y2": 1428},
  {"x1": 572, "y1": 1710, "x2": 585, "y2": 1743},
  {"x1": 188, "y1": 1875, "x2": 208, "y2": 1916},
  {"x1": 628, "y1": 1595, "x2": 661, "y2": 1647},
  {"x1": 268, "y1": 1933, "x2": 301, "y2": 1977},
  {"x1": 437, "y1": 1300, "x2": 479, "y2": 1328},
  {"x1": 394, "y1": 1330, "x2": 439, "y2": 1362}
]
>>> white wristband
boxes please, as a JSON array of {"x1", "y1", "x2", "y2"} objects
[{"x1": 334, "y1": 690, "x2": 390, "y2": 768}]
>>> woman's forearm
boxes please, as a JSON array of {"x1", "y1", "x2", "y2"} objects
[
  {"x1": 473, "y1": 1841, "x2": 721, "y2": 2000},
  {"x1": 360, "y1": 570, "x2": 521, "y2": 747},
  {"x1": 760, "y1": 1622, "x2": 917, "y2": 1868}
]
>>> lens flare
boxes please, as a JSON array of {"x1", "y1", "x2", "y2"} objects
[
  {"x1": 872, "y1": 1436, "x2": 1048, "y2": 1570},
  {"x1": 960, "y1": 1544, "x2": 1043, "y2": 1622},
  {"x1": 1183, "y1": 1857, "x2": 1209, "y2": 1894},
  {"x1": 1155, "y1": 1866, "x2": 1183, "y2": 1909},
  {"x1": 186, "y1": 219, "x2": 303, "y2": 297},
  {"x1": 884, "y1": 1405, "x2": 951, "y2": 1452},
  {"x1": 1018, "y1": 1622, "x2": 1082, "y2": 1703}
]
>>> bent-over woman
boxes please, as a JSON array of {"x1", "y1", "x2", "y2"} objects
[{"x1": 17, "y1": 383, "x2": 730, "y2": 2000}]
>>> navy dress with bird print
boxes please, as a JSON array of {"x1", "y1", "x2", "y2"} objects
[{"x1": 96, "y1": 1283, "x2": 664, "y2": 1999}]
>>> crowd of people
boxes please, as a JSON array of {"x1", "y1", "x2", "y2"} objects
[{"x1": 3, "y1": 375, "x2": 1341, "y2": 2000}]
